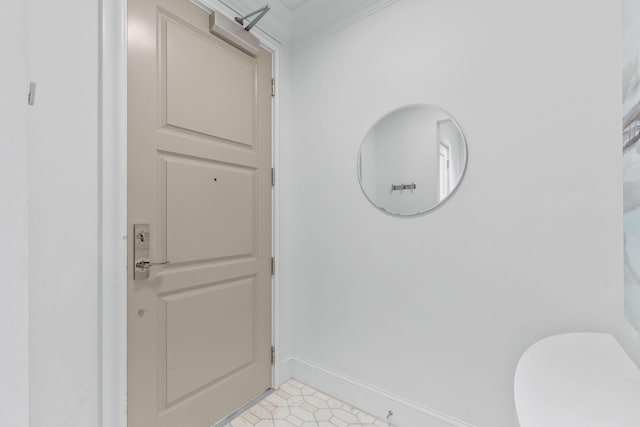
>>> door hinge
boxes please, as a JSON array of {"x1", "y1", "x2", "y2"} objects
[
  {"x1": 271, "y1": 168, "x2": 275, "y2": 186},
  {"x1": 271, "y1": 346, "x2": 275, "y2": 365},
  {"x1": 271, "y1": 257, "x2": 275, "y2": 275},
  {"x1": 271, "y1": 78, "x2": 275, "y2": 97}
]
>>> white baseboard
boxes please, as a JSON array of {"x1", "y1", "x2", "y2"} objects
[
  {"x1": 277, "y1": 356, "x2": 294, "y2": 387},
  {"x1": 288, "y1": 357, "x2": 477, "y2": 427}
]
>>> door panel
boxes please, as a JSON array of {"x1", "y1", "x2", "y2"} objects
[
  {"x1": 162, "y1": 276, "x2": 257, "y2": 404},
  {"x1": 165, "y1": 156, "x2": 256, "y2": 264},
  {"x1": 127, "y1": 0, "x2": 272, "y2": 426},
  {"x1": 164, "y1": 18, "x2": 256, "y2": 146}
]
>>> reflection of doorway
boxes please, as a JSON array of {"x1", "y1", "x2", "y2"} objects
[
  {"x1": 438, "y1": 139, "x2": 451, "y2": 201},
  {"x1": 437, "y1": 117, "x2": 464, "y2": 202}
]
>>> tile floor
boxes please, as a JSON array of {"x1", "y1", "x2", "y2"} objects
[{"x1": 225, "y1": 379, "x2": 392, "y2": 427}]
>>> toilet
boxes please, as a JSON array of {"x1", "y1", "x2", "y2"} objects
[{"x1": 514, "y1": 333, "x2": 640, "y2": 427}]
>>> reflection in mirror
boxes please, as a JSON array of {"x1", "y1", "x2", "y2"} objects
[{"x1": 358, "y1": 105, "x2": 467, "y2": 216}]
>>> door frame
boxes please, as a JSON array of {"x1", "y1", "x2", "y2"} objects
[{"x1": 99, "y1": 1, "x2": 285, "y2": 426}]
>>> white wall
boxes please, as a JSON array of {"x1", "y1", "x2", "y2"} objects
[
  {"x1": 0, "y1": 1, "x2": 29, "y2": 426},
  {"x1": 27, "y1": 0, "x2": 102, "y2": 426},
  {"x1": 285, "y1": 0, "x2": 640, "y2": 426}
]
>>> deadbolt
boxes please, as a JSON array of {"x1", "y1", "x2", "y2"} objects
[{"x1": 136, "y1": 231, "x2": 148, "y2": 243}]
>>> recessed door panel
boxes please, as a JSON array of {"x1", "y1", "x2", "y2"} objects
[
  {"x1": 165, "y1": 19, "x2": 256, "y2": 147},
  {"x1": 162, "y1": 277, "x2": 257, "y2": 404},
  {"x1": 165, "y1": 156, "x2": 256, "y2": 264}
]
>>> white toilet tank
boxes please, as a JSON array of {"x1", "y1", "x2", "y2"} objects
[{"x1": 514, "y1": 333, "x2": 640, "y2": 427}]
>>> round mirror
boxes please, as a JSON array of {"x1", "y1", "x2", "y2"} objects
[{"x1": 358, "y1": 105, "x2": 468, "y2": 216}]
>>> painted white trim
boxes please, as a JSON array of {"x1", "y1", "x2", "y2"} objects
[
  {"x1": 289, "y1": 357, "x2": 477, "y2": 427},
  {"x1": 100, "y1": 1, "x2": 287, "y2": 425},
  {"x1": 99, "y1": 1, "x2": 127, "y2": 427},
  {"x1": 279, "y1": 356, "x2": 295, "y2": 386}
]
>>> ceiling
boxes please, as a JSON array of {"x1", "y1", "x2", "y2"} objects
[{"x1": 278, "y1": 0, "x2": 313, "y2": 10}]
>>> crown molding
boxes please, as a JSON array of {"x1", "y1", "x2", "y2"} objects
[{"x1": 290, "y1": 0, "x2": 400, "y2": 49}]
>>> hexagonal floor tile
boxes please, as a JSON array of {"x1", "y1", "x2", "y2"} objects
[{"x1": 221, "y1": 380, "x2": 390, "y2": 427}]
